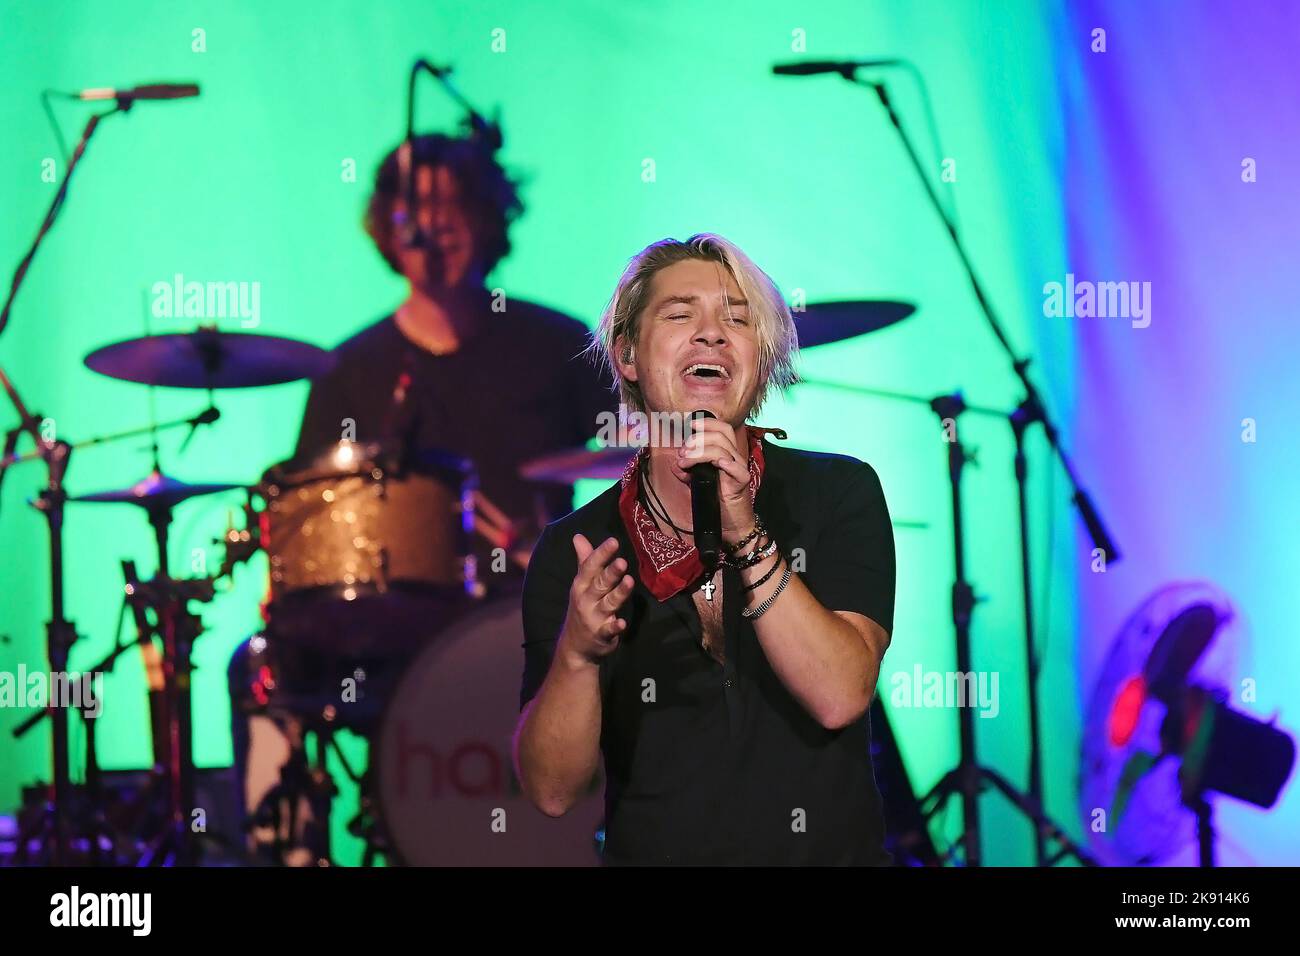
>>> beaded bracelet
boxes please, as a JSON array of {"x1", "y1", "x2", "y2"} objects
[
  {"x1": 731, "y1": 535, "x2": 778, "y2": 570},
  {"x1": 742, "y1": 551, "x2": 784, "y2": 592},
  {"x1": 742, "y1": 561, "x2": 792, "y2": 620},
  {"x1": 722, "y1": 516, "x2": 767, "y2": 555}
]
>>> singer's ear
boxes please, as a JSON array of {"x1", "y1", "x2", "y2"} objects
[{"x1": 614, "y1": 335, "x2": 638, "y2": 383}]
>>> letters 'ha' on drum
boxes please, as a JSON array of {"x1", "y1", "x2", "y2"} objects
[
  {"x1": 259, "y1": 441, "x2": 478, "y2": 658},
  {"x1": 376, "y1": 594, "x2": 604, "y2": 865}
]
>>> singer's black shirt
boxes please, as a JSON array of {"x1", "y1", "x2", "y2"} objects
[
  {"x1": 520, "y1": 440, "x2": 897, "y2": 865},
  {"x1": 295, "y1": 296, "x2": 614, "y2": 524}
]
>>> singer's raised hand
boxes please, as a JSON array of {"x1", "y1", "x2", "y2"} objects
[{"x1": 558, "y1": 534, "x2": 635, "y2": 668}]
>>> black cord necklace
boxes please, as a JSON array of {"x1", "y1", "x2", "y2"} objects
[{"x1": 640, "y1": 457, "x2": 692, "y2": 540}]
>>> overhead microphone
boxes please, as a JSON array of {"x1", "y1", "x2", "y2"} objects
[
  {"x1": 76, "y1": 82, "x2": 200, "y2": 103},
  {"x1": 771, "y1": 59, "x2": 900, "y2": 77},
  {"x1": 178, "y1": 406, "x2": 220, "y2": 454},
  {"x1": 688, "y1": 410, "x2": 722, "y2": 570}
]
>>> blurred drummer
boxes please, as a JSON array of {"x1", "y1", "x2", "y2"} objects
[
  {"x1": 295, "y1": 132, "x2": 615, "y2": 556},
  {"x1": 225, "y1": 133, "x2": 613, "y2": 862}
]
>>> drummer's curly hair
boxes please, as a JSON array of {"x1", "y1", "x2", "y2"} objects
[
  {"x1": 589, "y1": 234, "x2": 799, "y2": 421},
  {"x1": 365, "y1": 133, "x2": 524, "y2": 277}
]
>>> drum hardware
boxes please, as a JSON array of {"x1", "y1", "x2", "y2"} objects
[
  {"x1": 1, "y1": 106, "x2": 132, "y2": 858},
  {"x1": 12, "y1": 562, "x2": 223, "y2": 866},
  {"x1": 465, "y1": 487, "x2": 534, "y2": 576},
  {"x1": 519, "y1": 444, "x2": 639, "y2": 484},
  {"x1": 240, "y1": 707, "x2": 338, "y2": 867},
  {"x1": 340, "y1": 751, "x2": 391, "y2": 868},
  {"x1": 215, "y1": 495, "x2": 262, "y2": 580},
  {"x1": 4, "y1": 103, "x2": 325, "y2": 856},
  {"x1": 0, "y1": 413, "x2": 231, "y2": 863},
  {"x1": 8, "y1": 679, "x2": 118, "y2": 865},
  {"x1": 84, "y1": 325, "x2": 335, "y2": 389},
  {"x1": 62, "y1": 446, "x2": 242, "y2": 864},
  {"x1": 229, "y1": 628, "x2": 405, "y2": 867},
  {"x1": 121, "y1": 566, "x2": 216, "y2": 866},
  {"x1": 6, "y1": 392, "x2": 252, "y2": 862},
  {"x1": 71, "y1": 468, "x2": 246, "y2": 589},
  {"x1": 791, "y1": 299, "x2": 916, "y2": 349},
  {"x1": 0, "y1": 395, "x2": 223, "y2": 862}
]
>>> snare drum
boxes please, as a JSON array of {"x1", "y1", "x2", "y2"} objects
[
  {"x1": 259, "y1": 442, "x2": 479, "y2": 657},
  {"x1": 262, "y1": 441, "x2": 476, "y2": 600},
  {"x1": 375, "y1": 593, "x2": 604, "y2": 865}
]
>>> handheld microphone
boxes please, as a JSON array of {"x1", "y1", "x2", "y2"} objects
[
  {"x1": 77, "y1": 83, "x2": 200, "y2": 102},
  {"x1": 689, "y1": 410, "x2": 721, "y2": 569}
]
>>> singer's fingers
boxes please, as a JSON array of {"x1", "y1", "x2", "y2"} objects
[
  {"x1": 709, "y1": 450, "x2": 751, "y2": 486},
  {"x1": 572, "y1": 533, "x2": 593, "y2": 563},
  {"x1": 593, "y1": 557, "x2": 627, "y2": 594},
  {"x1": 595, "y1": 616, "x2": 627, "y2": 640},
  {"x1": 597, "y1": 575, "x2": 635, "y2": 614},
  {"x1": 576, "y1": 535, "x2": 620, "y2": 587},
  {"x1": 680, "y1": 430, "x2": 735, "y2": 461},
  {"x1": 688, "y1": 417, "x2": 743, "y2": 447},
  {"x1": 679, "y1": 433, "x2": 747, "y2": 483}
]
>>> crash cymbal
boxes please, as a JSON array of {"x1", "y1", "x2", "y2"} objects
[
  {"x1": 795, "y1": 300, "x2": 916, "y2": 348},
  {"x1": 85, "y1": 328, "x2": 335, "y2": 388},
  {"x1": 72, "y1": 470, "x2": 245, "y2": 510},
  {"x1": 519, "y1": 445, "x2": 638, "y2": 484}
]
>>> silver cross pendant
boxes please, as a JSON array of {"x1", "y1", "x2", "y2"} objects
[{"x1": 700, "y1": 577, "x2": 716, "y2": 602}]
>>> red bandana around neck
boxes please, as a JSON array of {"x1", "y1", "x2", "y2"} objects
[{"x1": 618, "y1": 426, "x2": 782, "y2": 602}]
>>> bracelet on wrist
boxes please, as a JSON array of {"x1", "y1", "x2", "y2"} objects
[
  {"x1": 742, "y1": 561, "x2": 792, "y2": 620},
  {"x1": 732, "y1": 536, "x2": 778, "y2": 570},
  {"x1": 742, "y1": 551, "x2": 784, "y2": 592},
  {"x1": 729, "y1": 531, "x2": 767, "y2": 565},
  {"x1": 722, "y1": 515, "x2": 766, "y2": 554}
]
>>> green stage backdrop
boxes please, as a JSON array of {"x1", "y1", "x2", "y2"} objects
[{"x1": 1, "y1": 0, "x2": 1077, "y2": 865}]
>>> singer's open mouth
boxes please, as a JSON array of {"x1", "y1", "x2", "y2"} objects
[{"x1": 682, "y1": 362, "x2": 732, "y2": 381}]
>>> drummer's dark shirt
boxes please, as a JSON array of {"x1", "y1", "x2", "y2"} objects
[
  {"x1": 295, "y1": 296, "x2": 614, "y2": 525},
  {"x1": 520, "y1": 439, "x2": 897, "y2": 865}
]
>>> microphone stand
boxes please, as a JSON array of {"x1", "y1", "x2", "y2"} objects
[
  {"x1": 839, "y1": 71, "x2": 1115, "y2": 866},
  {"x1": 0, "y1": 104, "x2": 126, "y2": 863},
  {"x1": 1, "y1": 406, "x2": 219, "y2": 472},
  {"x1": 400, "y1": 58, "x2": 502, "y2": 290}
]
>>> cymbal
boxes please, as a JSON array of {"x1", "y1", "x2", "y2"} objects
[
  {"x1": 85, "y1": 328, "x2": 335, "y2": 388},
  {"x1": 795, "y1": 300, "x2": 916, "y2": 348},
  {"x1": 520, "y1": 445, "x2": 638, "y2": 484},
  {"x1": 72, "y1": 470, "x2": 245, "y2": 510}
]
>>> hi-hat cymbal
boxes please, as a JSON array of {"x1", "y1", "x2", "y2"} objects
[
  {"x1": 520, "y1": 445, "x2": 638, "y2": 484},
  {"x1": 72, "y1": 470, "x2": 245, "y2": 510},
  {"x1": 85, "y1": 328, "x2": 335, "y2": 388},
  {"x1": 796, "y1": 300, "x2": 916, "y2": 348}
]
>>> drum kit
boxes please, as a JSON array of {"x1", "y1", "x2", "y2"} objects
[
  {"x1": 3, "y1": 296, "x2": 924, "y2": 867},
  {"x1": 6, "y1": 321, "x2": 605, "y2": 866}
]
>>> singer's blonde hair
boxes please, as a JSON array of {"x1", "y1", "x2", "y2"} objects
[{"x1": 588, "y1": 233, "x2": 799, "y2": 419}]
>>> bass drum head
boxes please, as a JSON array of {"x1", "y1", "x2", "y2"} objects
[{"x1": 376, "y1": 594, "x2": 603, "y2": 865}]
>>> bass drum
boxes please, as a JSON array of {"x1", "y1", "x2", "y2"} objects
[{"x1": 375, "y1": 593, "x2": 604, "y2": 866}]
